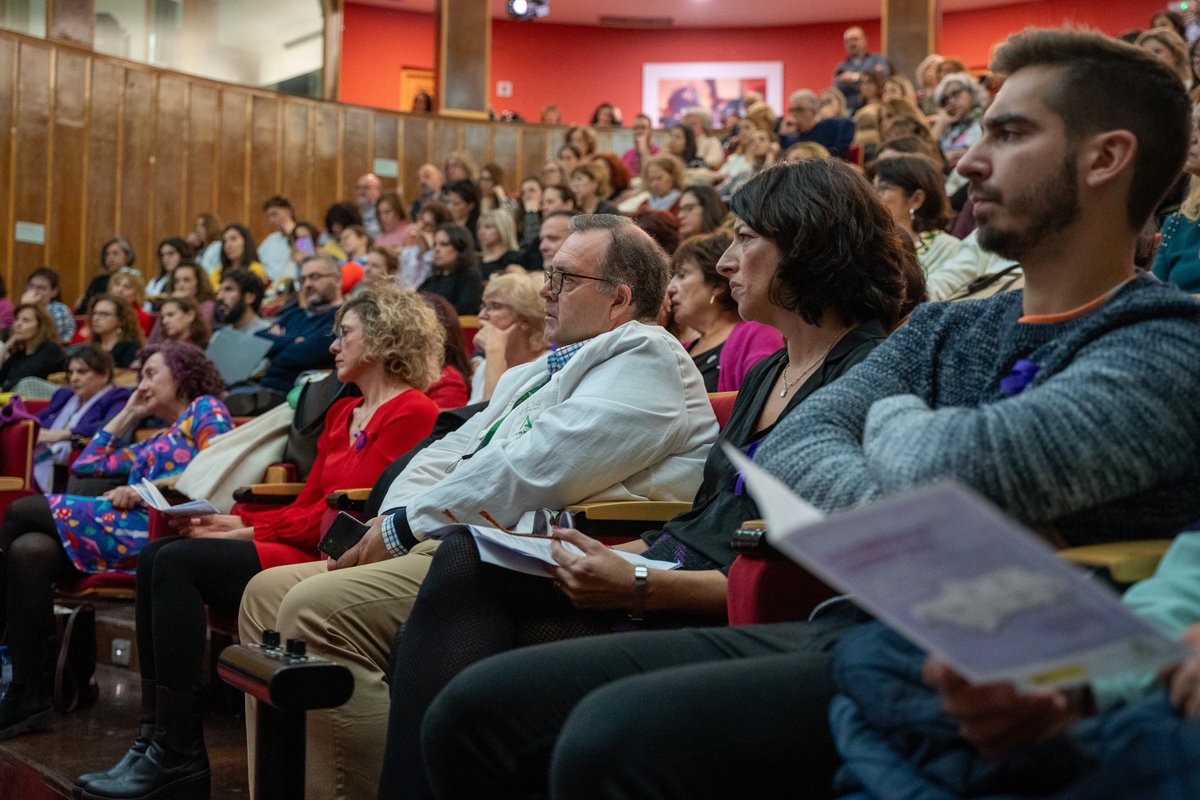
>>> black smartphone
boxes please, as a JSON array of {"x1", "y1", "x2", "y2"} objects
[{"x1": 318, "y1": 512, "x2": 370, "y2": 560}]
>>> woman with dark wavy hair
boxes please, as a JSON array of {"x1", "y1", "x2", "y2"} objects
[
  {"x1": 381, "y1": 158, "x2": 923, "y2": 800},
  {"x1": 419, "y1": 224, "x2": 483, "y2": 316},
  {"x1": 0, "y1": 341, "x2": 231, "y2": 741}
]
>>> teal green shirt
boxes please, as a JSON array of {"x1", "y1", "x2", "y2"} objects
[{"x1": 1152, "y1": 212, "x2": 1200, "y2": 292}]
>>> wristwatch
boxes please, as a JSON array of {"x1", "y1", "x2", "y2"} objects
[{"x1": 629, "y1": 565, "x2": 649, "y2": 621}]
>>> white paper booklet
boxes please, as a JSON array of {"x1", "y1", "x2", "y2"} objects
[
  {"x1": 426, "y1": 524, "x2": 680, "y2": 578},
  {"x1": 723, "y1": 444, "x2": 1184, "y2": 688},
  {"x1": 131, "y1": 478, "x2": 220, "y2": 518}
]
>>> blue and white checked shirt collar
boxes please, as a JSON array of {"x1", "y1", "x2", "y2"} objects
[{"x1": 546, "y1": 340, "x2": 587, "y2": 375}]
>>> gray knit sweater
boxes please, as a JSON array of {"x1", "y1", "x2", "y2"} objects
[{"x1": 756, "y1": 274, "x2": 1200, "y2": 545}]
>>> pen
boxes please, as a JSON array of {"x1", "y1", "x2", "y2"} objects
[{"x1": 478, "y1": 510, "x2": 512, "y2": 533}]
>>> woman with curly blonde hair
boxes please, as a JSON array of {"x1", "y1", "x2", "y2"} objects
[{"x1": 75, "y1": 286, "x2": 443, "y2": 799}]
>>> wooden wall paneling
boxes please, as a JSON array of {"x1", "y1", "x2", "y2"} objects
[
  {"x1": 248, "y1": 95, "x2": 282, "y2": 242},
  {"x1": 342, "y1": 108, "x2": 372, "y2": 199},
  {"x1": 372, "y1": 114, "x2": 400, "y2": 192},
  {"x1": 118, "y1": 69, "x2": 157, "y2": 273},
  {"x1": 280, "y1": 102, "x2": 314, "y2": 221},
  {"x1": 12, "y1": 43, "x2": 52, "y2": 290},
  {"x1": 216, "y1": 91, "x2": 251, "y2": 231},
  {"x1": 463, "y1": 124, "x2": 490, "y2": 170},
  {"x1": 185, "y1": 83, "x2": 219, "y2": 226},
  {"x1": 312, "y1": 105, "x2": 341, "y2": 227},
  {"x1": 520, "y1": 128, "x2": 549, "y2": 188},
  {"x1": 84, "y1": 59, "x2": 122, "y2": 298},
  {"x1": 400, "y1": 117, "x2": 431, "y2": 195},
  {"x1": 153, "y1": 77, "x2": 189, "y2": 244},
  {"x1": 49, "y1": 50, "x2": 89, "y2": 286},
  {"x1": 490, "y1": 124, "x2": 520, "y2": 186},
  {"x1": 431, "y1": 119, "x2": 459, "y2": 171},
  {"x1": 0, "y1": 37, "x2": 17, "y2": 294}
]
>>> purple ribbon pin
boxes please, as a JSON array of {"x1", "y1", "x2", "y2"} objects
[
  {"x1": 731, "y1": 439, "x2": 763, "y2": 496},
  {"x1": 999, "y1": 358, "x2": 1040, "y2": 397}
]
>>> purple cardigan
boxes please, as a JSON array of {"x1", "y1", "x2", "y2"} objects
[
  {"x1": 36, "y1": 385, "x2": 131, "y2": 438},
  {"x1": 717, "y1": 321, "x2": 784, "y2": 393}
]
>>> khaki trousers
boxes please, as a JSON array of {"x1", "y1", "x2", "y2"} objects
[{"x1": 237, "y1": 540, "x2": 441, "y2": 800}]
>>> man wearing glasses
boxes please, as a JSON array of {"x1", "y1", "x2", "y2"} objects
[
  {"x1": 239, "y1": 214, "x2": 718, "y2": 800},
  {"x1": 228, "y1": 253, "x2": 342, "y2": 411}
]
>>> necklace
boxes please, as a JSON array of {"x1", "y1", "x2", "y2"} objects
[{"x1": 778, "y1": 330, "x2": 850, "y2": 398}]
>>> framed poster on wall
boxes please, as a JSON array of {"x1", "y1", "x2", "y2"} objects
[{"x1": 642, "y1": 61, "x2": 784, "y2": 128}]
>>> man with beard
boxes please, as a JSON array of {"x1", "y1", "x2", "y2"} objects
[
  {"x1": 224, "y1": 254, "x2": 343, "y2": 412},
  {"x1": 212, "y1": 269, "x2": 269, "y2": 334},
  {"x1": 416, "y1": 28, "x2": 1200, "y2": 800}
]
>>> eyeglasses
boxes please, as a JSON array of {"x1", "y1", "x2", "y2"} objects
[
  {"x1": 92, "y1": 310, "x2": 117, "y2": 318},
  {"x1": 530, "y1": 508, "x2": 575, "y2": 537},
  {"x1": 300, "y1": 271, "x2": 338, "y2": 284},
  {"x1": 542, "y1": 269, "x2": 616, "y2": 294},
  {"x1": 677, "y1": 203, "x2": 700, "y2": 214},
  {"x1": 939, "y1": 88, "x2": 968, "y2": 108},
  {"x1": 481, "y1": 301, "x2": 512, "y2": 314}
]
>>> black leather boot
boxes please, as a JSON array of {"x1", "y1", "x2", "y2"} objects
[
  {"x1": 81, "y1": 685, "x2": 210, "y2": 800},
  {"x1": 0, "y1": 679, "x2": 53, "y2": 741},
  {"x1": 74, "y1": 679, "x2": 157, "y2": 796}
]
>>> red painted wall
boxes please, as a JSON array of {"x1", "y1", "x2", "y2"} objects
[{"x1": 341, "y1": 0, "x2": 1165, "y2": 122}]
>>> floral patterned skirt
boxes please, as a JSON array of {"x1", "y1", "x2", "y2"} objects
[{"x1": 47, "y1": 493, "x2": 149, "y2": 574}]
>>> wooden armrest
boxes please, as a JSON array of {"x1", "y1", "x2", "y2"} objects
[
  {"x1": 565, "y1": 500, "x2": 691, "y2": 522},
  {"x1": 112, "y1": 368, "x2": 139, "y2": 387},
  {"x1": 0, "y1": 477, "x2": 27, "y2": 491},
  {"x1": 241, "y1": 483, "x2": 306, "y2": 495},
  {"x1": 152, "y1": 475, "x2": 179, "y2": 490},
  {"x1": 458, "y1": 315, "x2": 480, "y2": 328},
  {"x1": 46, "y1": 371, "x2": 69, "y2": 385},
  {"x1": 232, "y1": 482, "x2": 305, "y2": 505},
  {"x1": 1059, "y1": 539, "x2": 1172, "y2": 584},
  {"x1": 326, "y1": 488, "x2": 372, "y2": 511}
]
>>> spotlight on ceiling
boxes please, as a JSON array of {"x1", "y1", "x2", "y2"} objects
[{"x1": 506, "y1": 0, "x2": 549, "y2": 21}]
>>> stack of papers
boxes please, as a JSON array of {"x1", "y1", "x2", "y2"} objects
[
  {"x1": 130, "y1": 478, "x2": 220, "y2": 518},
  {"x1": 722, "y1": 445, "x2": 1184, "y2": 688},
  {"x1": 426, "y1": 525, "x2": 680, "y2": 578}
]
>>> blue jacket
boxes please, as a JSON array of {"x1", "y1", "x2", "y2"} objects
[
  {"x1": 36, "y1": 385, "x2": 131, "y2": 438},
  {"x1": 255, "y1": 303, "x2": 339, "y2": 392}
]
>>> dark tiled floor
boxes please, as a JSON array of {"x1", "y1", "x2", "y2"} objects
[{"x1": 0, "y1": 648, "x2": 249, "y2": 799}]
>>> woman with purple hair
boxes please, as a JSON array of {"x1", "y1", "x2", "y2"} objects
[{"x1": 0, "y1": 341, "x2": 231, "y2": 740}]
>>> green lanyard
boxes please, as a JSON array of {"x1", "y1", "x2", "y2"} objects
[{"x1": 474, "y1": 378, "x2": 547, "y2": 453}]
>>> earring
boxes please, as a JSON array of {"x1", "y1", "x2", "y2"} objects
[
  {"x1": 709, "y1": 295, "x2": 716, "y2": 305},
  {"x1": 908, "y1": 207, "x2": 916, "y2": 220}
]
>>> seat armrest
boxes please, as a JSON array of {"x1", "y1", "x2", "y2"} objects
[
  {"x1": 565, "y1": 500, "x2": 691, "y2": 522},
  {"x1": 232, "y1": 483, "x2": 305, "y2": 505},
  {"x1": 0, "y1": 477, "x2": 26, "y2": 491},
  {"x1": 1059, "y1": 539, "x2": 1172, "y2": 585},
  {"x1": 326, "y1": 488, "x2": 372, "y2": 512}
]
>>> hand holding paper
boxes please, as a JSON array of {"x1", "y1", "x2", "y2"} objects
[
  {"x1": 721, "y1": 443, "x2": 1183, "y2": 688},
  {"x1": 131, "y1": 478, "x2": 220, "y2": 518}
]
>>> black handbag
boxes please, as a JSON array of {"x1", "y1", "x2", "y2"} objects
[{"x1": 283, "y1": 377, "x2": 361, "y2": 481}]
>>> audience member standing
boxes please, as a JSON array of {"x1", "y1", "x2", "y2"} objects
[{"x1": 834, "y1": 26, "x2": 891, "y2": 113}]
